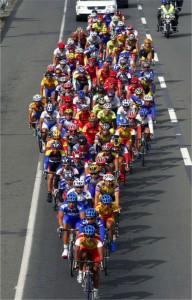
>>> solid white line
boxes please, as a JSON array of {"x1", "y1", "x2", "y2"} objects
[
  {"x1": 168, "y1": 108, "x2": 178, "y2": 122},
  {"x1": 14, "y1": 154, "x2": 44, "y2": 300},
  {"x1": 59, "y1": 0, "x2": 68, "y2": 42},
  {"x1": 141, "y1": 17, "x2": 146, "y2": 24},
  {"x1": 146, "y1": 33, "x2": 152, "y2": 40},
  {"x1": 158, "y1": 76, "x2": 167, "y2": 88},
  {"x1": 154, "y1": 53, "x2": 159, "y2": 62},
  {"x1": 180, "y1": 148, "x2": 192, "y2": 166},
  {"x1": 138, "y1": 4, "x2": 142, "y2": 10}
]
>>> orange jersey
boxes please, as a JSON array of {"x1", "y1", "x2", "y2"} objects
[
  {"x1": 45, "y1": 137, "x2": 68, "y2": 152},
  {"x1": 75, "y1": 233, "x2": 102, "y2": 250}
]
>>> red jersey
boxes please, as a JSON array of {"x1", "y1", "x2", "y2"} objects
[
  {"x1": 84, "y1": 65, "x2": 97, "y2": 80},
  {"x1": 82, "y1": 122, "x2": 100, "y2": 144},
  {"x1": 59, "y1": 103, "x2": 77, "y2": 116},
  {"x1": 75, "y1": 111, "x2": 91, "y2": 129},
  {"x1": 127, "y1": 84, "x2": 144, "y2": 95}
]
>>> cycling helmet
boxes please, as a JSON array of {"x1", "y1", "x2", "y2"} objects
[
  {"x1": 68, "y1": 124, "x2": 78, "y2": 131},
  {"x1": 60, "y1": 59, "x2": 67, "y2": 64},
  {"x1": 127, "y1": 24, "x2": 133, "y2": 30},
  {"x1": 52, "y1": 130, "x2": 61, "y2": 138},
  {"x1": 129, "y1": 33, "x2": 135, "y2": 41},
  {"x1": 100, "y1": 194, "x2": 112, "y2": 204},
  {"x1": 118, "y1": 21, "x2": 124, "y2": 27},
  {"x1": 120, "y1": 52, "x2": 129, "y2": 59},
  {"x1": 107, "y1": 90, "x2": 115, "y2": 97},
  {"x1": 143, "y1": 95, "x2": 153, "y2": 102},
  {"x1": 64, "y1": 170, "x2": 74, "y2": 180},
  {"x1": 64, "y1": 109, "x2": 73, "y2": 114},
  {"x1": 122, "y1": 99, "x2": 131, "y2": 107},
  {"x1": 88, "y1": 164, "x2": 100, "y2": 173},
  {"x1": 95, "y1": 156, "x2": 106, "y2": 165},
  {"x1": 128, "y1": 111, "x2": 136, "y2": 119},
  {"x1": 67, "y1": 39, "x2": 75, "y2": 46},
  {"x1": 98, "y1": 97, "x2": 105, "y2": 105},
  {"x1": 102, "y1": 142, "x2": 113, "y2": 151},
  {"x1": 46, "y1": 103, "x2": 55, "y2": 112},
  {"x1": 64, "y1": 82, "x2": 72, "y2": 89},
  {"x1": 111, "y1": 138, "x2": 121, "y2": 147},
  {"x1": 97, "y1": 86, "x2": 105, "y2": 94},
  {"x1": 140, "y1": 108, "x2": 148, "y2": 116},
  {"x1": 161, "y1": 0, "x2": 167, "y2": 4},
  {"x1": 135, "y1": 87, "x2": 143, "y2": 94},
  {"x1": 58, "y1": 42, "x2": 65, "y2": 49},
  {"x1": 78, "y1": 90, "x2": 85, "y2": 98},
  {"x1": 59, "y1": 76, "x2": 68, "y2": 83},
  {"x1": 83, "y1": 224, "x2": 96, "y2": 236},
  {"x1": 91, "y1": 32, "x2": 97, "y2": 37},
  {"x1": 112, "y1": 16, "x2": 118, "y2": 22},
  {"x1": 143, "y1": 72, "x2": 152, "y2": 82},
  {"x1": 103, "y1": 174, "x2": 115, "y2": 181},
  {"x1": 33, "y1": 94, "x2": 42, "y2": 102},
  {"x1": 103, "y1": 103, "x2": 112, "y2": 109},
  {"x1": 51, "y1": 140, "x2": 61, "y2": 149},
  {"x1": 66, "y1": 192, "x2": 77, "y2": 202},
  {"x1": 131, "y1": 77, "x2": 139, "y2": 84},
  {"x1": 100, "y1": 123, "x2": 110, "y2": 130},
  {"x1": 81, "y1": 104, "x2": 89, "y2": 110},
  {"x1": 68, "y1": 53, "x2": 75, "y2": 60},
  {"x1": 77, "y1": 66, "x2": 85, "y2": 73},
  {"x1": 76, "y1": 47, "x2": 84, "y2": 54},
  {"x1": 46, "y1": 64, "x2": 55, "y2": 72},
  {"x1": 78, "y1": 135, "x2": 87, "y2": 145},
  {"x1": 119, "y1": 119, "x2": 129, "y2": 126},
  {"x1": 72, "y1": 150, "x2": 82, "y2": 158},
  {"x1": 73, "y1": 178, "x2": 84, "y2": 187},
  {"x1": 119, "y1": 58, "x2": 127, "y2": 65},
  {"x1": 86, "y1": 208, "x2": 97, "y2": 218},
  {"x1": 143, "y1": 61, "x2": 150, "y2": 68},
  {"x1": 106, "y1": 56, "x2": 112, "y2": 63},
  {"x1": 61, "y1": 157, "x2": 71, "y2": 165}
]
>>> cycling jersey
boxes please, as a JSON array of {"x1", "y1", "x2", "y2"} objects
[
  {"x1": 94, "y1": 131, "x2": 112, "y2": 145},
  {"x1": 82, "y1": 122, "x2": 100, "y2": 144},
  {"x1": 67, "y1": 188, "x2": 91, "y2": 207},
  {"x1": 95, "y1": 202, "x2": 119, "y2": 218},
  {"x1": 40, "y1": 110, "x2": 60, "y2": 125},
  {"x1": 78, "y1": 218, "x2": 105, "y2": 242},
  {"x1": 75, "y1": 233, "x2": 102, "y2": 250},
  {"x1": 29, "y1": 102, "x2": 45, "y2": 114},
  {"x1": 45, "y1": 137, "x2": 68, "y2": 152},
  {"x1": 115, "y1": 126, "x2": 135, "y2": 142},
  {"x1": 95, "y1": 180, "x2": 119, "y2": 196},
  {"x1": 97, "y1": 110, "x2": 116, "y2": 125},
  {"x1": 96, "y1": 150, "x2": 118, "y2": 164},
  {"x1": 44, "y1": 149, "x2": 66, "y2": 170},
  {"x1": 75, "y1": 111, "x2": 91, "y2": 129},
  {"x1": 40, "y1": 77, "x2": 58, "y2": 90}
]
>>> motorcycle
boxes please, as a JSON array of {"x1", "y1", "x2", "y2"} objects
[{"x1": 157, "y1": 13, "x2": 177, "y2": 38}]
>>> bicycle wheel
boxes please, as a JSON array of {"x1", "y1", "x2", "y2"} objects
[
  {"x1": 68, "y1": 241, "x2": 74, "y2": 277},
  {"x1": 103, "y1": 242, "x2": 110, "y2": 276},
  {"x1": 85, "y1": 272, "x2": 92, "y2": 300}
]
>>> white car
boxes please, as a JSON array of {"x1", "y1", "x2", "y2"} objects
[{"x1": 76, "y1": 0, "x2": 117, "y2": 21}]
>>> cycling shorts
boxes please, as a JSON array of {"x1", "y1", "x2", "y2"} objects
[
  {"x1": 80, "y1": 248, "x2": 100, "y2": 262},
  {"x1": 44, "y1": 87, "x2": 55, "y2": 97},
  {"x1": 63, "y1": 215, "x2": 81, "y2": 228},
  {"x1": 42, "y1": 122, "x2": 57, "y2": 131}
]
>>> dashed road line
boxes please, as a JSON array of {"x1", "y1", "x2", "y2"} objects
[
  {"x1": 158, "y1": 76, "x2": 167, "y2": 88},
  {"x1": 137, "y1": 4, "x2": 142, "y2": 10},
  {"x1": 180, "y1": 148, "x2": 192, "y2": 166},
  {"x1": 168, "y1": 108, "x2": 178, "y2": 123},
  {"x1": 154, "y1": 53, "x2": 159, "y2": 62},
  {"x1": 146, "y1": 33, "x2": 152, "y2": 40},
  {"x1": 141, "y1": 17, "x2": 146, "y2": 24}
]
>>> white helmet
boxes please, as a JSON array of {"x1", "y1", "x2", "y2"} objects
[
  {"x1": 103, "y1": 103, "x2": 112, "y2": 109},
  {"x1": 122, "y1": 99, "x2": 131, "y2": 107},
  {"x1": 103, "y1": 174, "x2": 115, "y2": 181},
  {"x1": 143, "y1": 95, "x2": 153, "y2": 102},
  {"x1": 33, "y1": 94, "x2": 42, "y2": 102},
  {"x1": 118, "y1": 21, "x2": 124, "y2": 27},
  {"x1": 73, "y1": 179, "x2": 84, "y2": 187}
]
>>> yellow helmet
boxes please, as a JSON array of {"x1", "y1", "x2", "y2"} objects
[
  {"x1": 52, "y1": 130, "x2": 61, "y2": 138},
  {"x1": 88, "y1": 164, "x2": 100, "y2": 173},
  {"x1": 102, "y1": 27, "x2": 108, "y2": 34},
  {"x1": 69, "y1": 53, "x2": 75, "y2": 59},
  {"x1": 111, "y1": 138, "x2": 121, "y2": 147}
]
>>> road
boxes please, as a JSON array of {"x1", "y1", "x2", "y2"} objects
[{"x1": 1, "y1": 0, "x2": 191, "y2": 299}]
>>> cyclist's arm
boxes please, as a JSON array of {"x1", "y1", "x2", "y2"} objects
[{"x1": 57, "y1": 210, "x2": 64, "y2": 227}]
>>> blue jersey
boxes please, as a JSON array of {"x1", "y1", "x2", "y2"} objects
[
  {"x1": 78, "y1": 217, "x2": 105, "y2": 241},
  {"x1": 59, "y1": 201, "x2": 85, "y2": 217}
]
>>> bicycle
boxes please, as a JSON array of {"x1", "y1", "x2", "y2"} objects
[
  {"x1": 103, "y1": 228, "x2": 111, "y2": 276},
  {"x1": 30, "y1": 121, "x2": 43, "y2": 153},
  {"x1": 58, "y1": 228, "x2": 78, "y2": 277},
  {"x1": 44, "y1": 170, "x2": 61, "y2": 210},
  {"x1": 140, "y1": 131, "x2": 148, "y2": 167}
]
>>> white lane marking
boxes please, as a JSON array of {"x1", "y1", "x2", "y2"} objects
[
  {"x1": 146, "y1": 33, "x2": 152, "y2": 40},
  {"x1": 14, "y1": 154, "x2": 44, "y2": 300},
  {"x1": 154, "y1": 53, "x2": 159, "y2": 62},
  {"x1": 176, "y1": 133, "x2": 182, "y2": 136},
  {"x1": 141, "y1": 17, "x2": 146, "y2": 24},
  {"x1": 59, "y1": 0, "x2": 68, "y2": 42},
  {"x1": 180, "y1": 148, "x2": 192, "y2": 166},
  {"x1": 168, "y1": 108, "x2": 178, "y2": 122},
  {"x1": 14, "y1": 1, "x2": 68, "y2": 299},
  {"x1": 158, "y1": 76, "x2": 167, "y2": 88},
  {"x1": 138, "y1": 4, "x2": 142, "y2": 10}
]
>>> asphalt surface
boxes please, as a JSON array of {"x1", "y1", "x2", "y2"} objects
[{"x1": 1, "y1": 0, "x2": 191, "y2": 299}]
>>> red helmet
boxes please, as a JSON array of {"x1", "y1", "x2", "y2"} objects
[
  {"x1": 58, "y1": 42, "x2": 65, "y2": 49},
  {"x1": 95, "y1": 156, "x2": 106, "y2": 165},
  {"x1": 131, "y1": 77, "x2": 138, "y2": 84},
  {"x1": 102, "y1": 142, "x2": 113, "y2": 151},
  {"x1": 46, "y1": 64, "x2": 55, "y2": 72},
  {"x1": 64, "y1": 82, "x2": 72, "y2": 89},
  {"x1": 72, "y1": 150, "x2": 82, "y2": 158},
  {"x1": 68, "y1": 124, "x2": 78, "y2": 131},
  {"x1": 127, "y1": 24, "x2": 133, "y2": 30},
  {"x1": 116, "y1": 9, "x2": 121, "y2": 16},
  {"x1": 128, "y1": 111, "x2": 136, "y2": 119}
]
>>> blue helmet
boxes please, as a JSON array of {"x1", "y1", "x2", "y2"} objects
[
  {"x1": 162, "y1": 0, "x2": 167, "y2": 3},
  {"x1": 140, "y1": 108, "x2": 148, "y2": 116},
  {"x1": 106, "y1": 56, "x2": 112, "y2": 63},
  {"x1": 77, "y1": 90, "x2": 85, "y2": 98},
  {"x1": 119, "y1": 118, "x2": 129, "y2": 126},
  {"x1": 46, "y1": 103, "x2": 55, "y2": 112},
  {"x1": 120, "y1": 52, "x2": 129, "y2": 59},
  {"x1": 100, "y1": 194, "x2": 112, "y2": 205},
  {"x1": 83, "y1": 224, "x2": 96, "y2": 236},
  {"x1": 143, "y1": 72, "x2": 152, "y2": 82},
  {"x1": 107, "y1": 90, "x2": 115, "y2": 97},
  {"x1": 85, "y1": 208, "x2": 97, "y2": 218},
  {"x1": 66, "y1": 192, "x2": 77, "y2": 202},
  {"x1": 89, "y1": 44, "x2": 96, "y2": 52}
]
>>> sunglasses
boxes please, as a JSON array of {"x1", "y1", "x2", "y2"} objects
[
  {"x1": 85, "y1": 234, "x2": 95, "y2": 238},
  {"x1": 86, "y1": 217, "x2": 95, "y2": 220},
  {"x1": 76, "y1": 186, "x2": 83, "y2": 189},
  {"x1": 90, "y1": 172, "x2": 98, "y2": 175}
]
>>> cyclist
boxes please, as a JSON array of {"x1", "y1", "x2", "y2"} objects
[
  {"x1": 74, "y1": 225, "x2": 103, "y2": 300},
  {"x1": 75, "y1": 104, "x2": 91, "y2": 131},
  {"x1": 95, "y1": 173, "x2": 120, "y2": 207},
  {"x1": 97, "y1": 142, "x2": 119, "y2": 174},
  {"x1": 104, "y1": 89, "x2": 120, "y2": 114},
  {"x1": 95, "y1": 194, "x2": 119, "y2": 252},
  {"x1": 78, "y1": 208, "x2": 105, "y2": 242},
  {"x1": 139, "y1": 71, "x2": 156, "y2": 96},
  {"x1": 84, "y1": 58, "x2": 98, "y2": 91},
  {"x1": 127, "y1": 77, "x2": 144, "y2": 98},
  {"x1": 72, "y1": 65, "x2": 92, "y2": 93},
  {"x1": 92, "y1": 86, "x2": 106, "y2": 106},
  {"x1": 44, "y1": 141, "x2": 66, "y2": 202},
  {"x1": 139, "y1": 38, "x2": 155, "y2": 67},
  {"x1": 92, "y1": 97, "x2": 106, "y2": 116},
  {"x1": 57, "y1": 192, "x2": 85, "y2": 258},
  {"x1": 28, "y1": 94, "x2": 45, "y2": 131},
  {"x1": 85, "y1": 31, "x2": 102, "y2": 55},
  {"x1": 53, "y1": 41, "x2": 67, "y2": 65},
  {"x1": 73, "y1": 135, "x2": 95, "y2": 163},
  {"x1": 97, "y1": 103, "x2": 117, "y2": 131},
  {"x1": 94, "y1": 123, "x2": 113, "y2": 153},
  {"x1": 82, "y1": 113, "x2": 100, "y2": 145},
  {"x1": 64, "y1": 124, "x2": 80, "y2": 156},
  {"x1": 94, "y1": 156, "x2": 113, "y2": 179},
  {"x1": 59, "y1": 95, "x2": 77, "y2": 117},
  {"x1": 116, "y1": 99, "x2": 135, "y2": 126},
  {"x1": 109, "y1": 16, "x2": 119, "y2": 33},
  {"x1": 71, "y1": 150, "x2": 87, "y2": 179},
  {"x1": 58, "y1": 109, "x2": 78, "y2": 136},
  {"x1": 75, "y1": 47, "x2": 86, "y2": 66},
  {"x1": 39, "y1": 103, "x2": 60, "y2": 150},
  {"x1": 84, "y1": 164, "x2": 101, "y2": 202},
  {"x1": 45, "y1": 129, "x2": 68, "y2": 152},
  {"x1": 40, "y1": 71, "x2": 58, "y2": 102},
  {"x1": 68, "y1": 178, "x2": 93, "y2": 208},
  {"x1": 56, "y1": 59, "x2": 71, "y2": 79},
  {"x1": 73, "y1": 90, "x2": 91, "y2": 111}
]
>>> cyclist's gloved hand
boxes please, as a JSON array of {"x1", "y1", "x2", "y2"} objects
[
  {"x1": 150, "y1": 133, "x2": 154, "y2": 140},
  {"x1": 43, "y1": 169, "x2": 48, "y2": 175},
  {"x1": 57, "y1": 226, "x2": 64, "y2": 233}
]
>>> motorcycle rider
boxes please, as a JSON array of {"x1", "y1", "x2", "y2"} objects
[{"x1": 157, "y1": 0, "x2": 179, "y2": 31}]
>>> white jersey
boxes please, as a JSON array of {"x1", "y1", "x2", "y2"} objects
[
  {"x1": 41, "y1": 110, "x2": 60, "y2": 125},
  {"x1": 53, "y1": 47, "x2": 67, "y2": 61},
  {"x1": 73, "y1": 96, "x2": 91, "y2": 111},
  {"x1": 67, "y1": 188, "x2": 92, "y2": 204},
  {"x1": 104, "y1": 95, "x2": 121, "y2": 110},
  {"x1": 117, "y1": 105, "x2": 135, "y2": 119},
  {"x1": 56, "y1": 64, "x2": 70, "y2": 75},
  {"x1": 136, "y1": 114, "x2": 154, "y2": 134}
]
